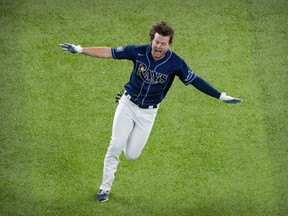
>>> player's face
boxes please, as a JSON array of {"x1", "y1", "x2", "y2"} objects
[{"x1": 151, "y1": 33, "x2": 171, "y2": 61}]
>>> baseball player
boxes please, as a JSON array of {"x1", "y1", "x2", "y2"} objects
[{"x1": 60, "y1": 21, "x2": 243, "y2": 202}]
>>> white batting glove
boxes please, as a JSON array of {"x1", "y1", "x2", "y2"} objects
[
  {"x1": 220, "y1": 92, "x2": 243, "y2": 104},
  {"x1": 60, "y1": 42, "x2": 83, "y2": 54}
]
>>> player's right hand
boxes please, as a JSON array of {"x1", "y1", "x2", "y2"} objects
[{"x1": 60, "y1": 42, "x2": 83, "y2": 54}]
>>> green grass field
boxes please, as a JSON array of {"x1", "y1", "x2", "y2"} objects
[{"x1": 1, "y1": 0, "x2": 287, "y2": 215}]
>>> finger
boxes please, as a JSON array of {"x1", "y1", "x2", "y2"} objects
[
  {"x1": 60, "y1": 44, "x2": 69, "y2": 49},
  {"x1": 234, "y1": 98, "x2": 243, "y2": 103},
  {"x1": 225, "y1": 98, "x2": 243, "y2": 103},
  {"x1": 61, "y1": 42, "x2": 72, "y2": 48}
]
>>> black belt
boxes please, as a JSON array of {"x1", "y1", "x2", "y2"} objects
[{"x1": 124, "y1": 92, "x2": 158, "y2": 109}]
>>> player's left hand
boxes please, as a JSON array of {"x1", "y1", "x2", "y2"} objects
[
  {"x1": 220, "y1": 92, "x2": 243, "y2": 103},
  {"x1": 60, "y1": 42, "x2": 83, "y2": 54}
]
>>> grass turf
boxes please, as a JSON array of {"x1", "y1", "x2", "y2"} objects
[{"x1": 1, "y1": 0, "x2": 287, "y2": 215}]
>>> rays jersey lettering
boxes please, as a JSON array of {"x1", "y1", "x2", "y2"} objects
[
  {"x1": 135, "y1": 61, "x2": 168, "y2": 84},
  {"x1": 111, "y1": 44, "x2": 197, "y2": 105}
]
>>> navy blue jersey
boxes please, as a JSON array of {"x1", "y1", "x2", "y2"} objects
[{"x1": 111, "y1": 44, "x2": 197, "y2": 106}]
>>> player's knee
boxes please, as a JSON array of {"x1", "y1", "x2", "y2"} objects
[
  {"x1": 125, "y1": 152, "x2": 140, "y2": 160},
  {"x1": 125, "y1": 155, "x2": 138, "y2": 160}
]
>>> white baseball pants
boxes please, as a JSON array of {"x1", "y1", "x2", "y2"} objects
[{"x1": 100, "y1": 94, "x2": 158, "y2": 191}]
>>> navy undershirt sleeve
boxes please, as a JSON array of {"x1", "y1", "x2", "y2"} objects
[{"x1": 190, "y1": 76, "x2": 221, "y2": 99}]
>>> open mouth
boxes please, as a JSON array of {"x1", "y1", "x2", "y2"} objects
[{"x1": 154, "y1": 49, "x2": 162, "y2": 56}]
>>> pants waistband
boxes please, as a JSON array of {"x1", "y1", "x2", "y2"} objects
[{"x1": 124, "y1": 92, "x2": 158, "y2": 109}]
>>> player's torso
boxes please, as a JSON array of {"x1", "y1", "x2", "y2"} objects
[
  {"x1": 125, "y1": 45, "x2": 181, "y2": 105},
  {"x1": 131, "y1": 44, "x2": 178, "y2": 83}
]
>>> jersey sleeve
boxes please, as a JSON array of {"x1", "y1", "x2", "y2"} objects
[
  {"x1": 111, "y1": 45, "x2": 134, "y2": 60},
  {"x1": 177, "y1": 60, "x2": 197, "y2": 85},
  {"x1": 191, "y1": 76, "x2": 221, "y2": 98}
]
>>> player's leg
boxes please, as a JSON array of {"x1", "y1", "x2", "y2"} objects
[
  {"x1": 124, "y1": 107, "x2": 158, "y2": 160},
  {"x1": 99, "y1": 99, "x2": 135, "y2": 192}
]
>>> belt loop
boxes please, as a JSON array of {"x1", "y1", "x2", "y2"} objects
[{"x1": 124, "y1": 91, "x2": 131, "y2": 100}]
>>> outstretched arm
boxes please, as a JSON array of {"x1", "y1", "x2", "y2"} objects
[
  {"x1": 60, "y1": 42, "x2": 112, "y2": 58},
  {"x1": 191, "y1": 76, "x2": 243, "y2": 103}
]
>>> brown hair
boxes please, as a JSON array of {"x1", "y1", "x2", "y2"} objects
[{"x1": 149, "y1": 21, "x2": 174, "y2": 45}]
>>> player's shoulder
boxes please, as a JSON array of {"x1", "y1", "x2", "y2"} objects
[
  {"x1": 112, "y1": 44, "x2": 147, "y2": 59},
  {"x1": 125, "y1": 44, "x2": 149, "y2": 50},
  {"x1": 114, "y1": 44, "x2": 147, "y2": 51},
  {"x1": 169, "y1": 50, "x2": 185, "y2": 64},
  {"x1": 122, "y1": 44, "x2": 149, "y2": 54}
]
